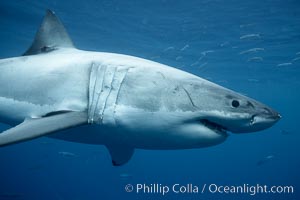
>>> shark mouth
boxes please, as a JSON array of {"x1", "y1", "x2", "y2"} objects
[{"x1": 200, "y1": 119, "x2": 228, "y2": 135}]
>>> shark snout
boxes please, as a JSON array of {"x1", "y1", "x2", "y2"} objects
[
  {"x1": 248, "y1": 106, "x2": 281, "y2": 132},
  {"x1": 253, "y1": 106, "x2": 281, "y2": 123}
]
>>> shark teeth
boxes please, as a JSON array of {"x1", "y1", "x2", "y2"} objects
[{"x1": 199, "y1": 119, "x2": 228, "y2": 135}]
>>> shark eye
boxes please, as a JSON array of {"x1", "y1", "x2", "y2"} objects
[{"x1": 231, "y1": 100, "x2": 240, "y2": 108}]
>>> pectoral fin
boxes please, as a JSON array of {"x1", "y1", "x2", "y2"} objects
[
  {"x1": 0, "y1": 111, "x2": 87, "y2": 147},
  {"x1": 106, "y1": 144, "x2": 134, "y2": 166}
]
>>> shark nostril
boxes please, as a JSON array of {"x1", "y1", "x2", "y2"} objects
[
  {"x1": 263, "y1": 108, "x2": 281, "y2": 120},
  {"x1": 263, "y1": 108, "x2": 272, "y2": 114}
]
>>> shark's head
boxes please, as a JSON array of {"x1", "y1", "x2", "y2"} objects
[
  {"x1": 108, "y1": 67, "x2": 281, "y2": 149},
  {"x1": 182, "y1": 80, "x2": 281, "y2": 136}
]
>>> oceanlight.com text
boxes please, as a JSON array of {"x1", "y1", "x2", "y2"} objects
[{"x1": 124, "y1": 183, "x2": 294, "y2": 196}]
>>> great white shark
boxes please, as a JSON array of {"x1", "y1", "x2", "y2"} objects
[{"x1": 0, "y1": 10, "x2": 280, "y2": 166}]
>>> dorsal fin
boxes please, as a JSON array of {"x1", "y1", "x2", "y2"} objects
[{"x1": 23, "y1": 10, "x2": 75, "y2": 56}]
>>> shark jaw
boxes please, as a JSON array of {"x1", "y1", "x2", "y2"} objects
[{"x1": 199, "y1": 119, "x2": 228, "y2": 136}]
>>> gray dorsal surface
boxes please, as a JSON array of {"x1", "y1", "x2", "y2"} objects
[{"x1": 23, "y1": 10, "x2": 74, "y2": 56}]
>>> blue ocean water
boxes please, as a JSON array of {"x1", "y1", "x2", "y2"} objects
[{"x1": 0, "y1": 0, "x2": 299, "y2": 199}]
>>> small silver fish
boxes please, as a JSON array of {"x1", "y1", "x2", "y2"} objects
[
  {"x1": 257, "y1": 155, "x2": 275, "y2": 166},
  {"x1": 58, "y1": 151, "x2": 76, "y2": 157}
]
